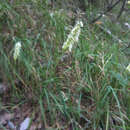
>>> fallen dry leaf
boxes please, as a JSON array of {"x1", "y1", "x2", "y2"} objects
[{"x1": 95, "y1": 21, "x2": 103, "y2": 25}]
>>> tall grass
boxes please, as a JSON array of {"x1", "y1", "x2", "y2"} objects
[{"x1": 0, "y1": 0, "x2": 129, "y2": 129}]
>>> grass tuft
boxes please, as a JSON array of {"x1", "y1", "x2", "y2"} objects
[{"x1": 0, "y1": 0, "x2": 129, "y2": 129}]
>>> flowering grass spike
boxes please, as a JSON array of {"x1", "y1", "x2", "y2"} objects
[
  {"x1": 62, "y1": 21, "x2": 83, "y2": 52},
  {"x1": 13, "y1": 42, "x2": 21, "y2": 61},
  {"x1": 126, "y1": 64, "x2": 130, "y2": 72}
]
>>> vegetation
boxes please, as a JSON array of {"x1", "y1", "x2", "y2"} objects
[{"x1": 0, "y1": 0, "x2": 130, "y2": 129}]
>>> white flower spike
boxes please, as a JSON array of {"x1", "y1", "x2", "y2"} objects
[
  {"x1": 13, "y1": 42, "x2": 21, "y2": 61},
  {"x1": 62, "y1": 21, "x2": 83, "y2": 52},
  {"x1": 126, "y1": 64, "x2": 130, "y2": 73}
]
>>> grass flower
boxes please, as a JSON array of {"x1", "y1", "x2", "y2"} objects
[
  {"x1": 13, "y1": 42, "x2": 21, "y2": 61},
  {"x1": 126, "y1": 64, "x2": 130, "y2": 72},
  {"x1": 62, "y1": 21, "x2": 83, "y2": 52},
  {"x1": 61, "y1": 91, "x2": 68, "y2": 102}
]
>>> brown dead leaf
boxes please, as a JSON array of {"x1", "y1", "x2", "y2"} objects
[{"x1": 95, "y1": 21, "x2": 103, "y2": 25}]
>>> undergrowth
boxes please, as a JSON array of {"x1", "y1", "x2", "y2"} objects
[{"x1": 0, "y1": 0, "x2": 130, "y2": 129}]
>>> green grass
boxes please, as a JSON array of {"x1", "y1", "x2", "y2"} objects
[{"x1": 0, "y1": 0, "x2": 130, "y2": 129}]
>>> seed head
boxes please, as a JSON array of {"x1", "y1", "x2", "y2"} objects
[
  {"x1": 126, "y1": 64, "x2": 130, "y2": 72},
  {"x1": 62, "y1": 21, "x2": 83, "y2": 52},
  {"x1": 13, "y1": 42, "x2": 21, "y2": 61}
]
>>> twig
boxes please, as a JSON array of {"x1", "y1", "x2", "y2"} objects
[
  {"x1": 117, "y1": 0, "x2": 127, "y2": 19},
  {"x1": 90, "y1": 0, "x2": 121, "y2": 24}
]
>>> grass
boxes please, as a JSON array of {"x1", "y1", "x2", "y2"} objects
[{"x1": 0, "y1": 0, "x2": 130, "y2": 129}]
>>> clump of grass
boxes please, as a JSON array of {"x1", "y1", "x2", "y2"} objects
[{"x1": 0, "y1": 0, "x2": 129, "y2": 129}]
